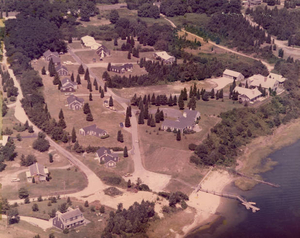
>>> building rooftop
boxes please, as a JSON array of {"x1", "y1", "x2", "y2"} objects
[
  {"x1": 223, "y1": 69, "x2": 243, "y2": 78},
  {"x1": 234, "y1": 86, "x2": 262, "y2": 100}
]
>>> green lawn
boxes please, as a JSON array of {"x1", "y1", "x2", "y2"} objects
[
  {"x1": 169, "y1": 13, "x2": 210, "y2": 28},
  {"x1": 1, "y1": 167, "x2": 87, "y2": 200}
]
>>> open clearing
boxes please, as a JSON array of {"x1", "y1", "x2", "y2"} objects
[{"x1": 1, "y1": 167, "x2": 87, "y2": 200}]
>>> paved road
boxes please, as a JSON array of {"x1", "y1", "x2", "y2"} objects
[
  {"x1": 68, "y1": 48, "x2": 171, "y2": 191},
  {"x1": 2, "y1": 215, "x2": 52, "y2": 231},
  {"x1": 1, "y1": 48, "x2": 107, "y2": 202}
]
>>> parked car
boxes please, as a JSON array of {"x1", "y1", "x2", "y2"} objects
[{"x1": 11, "y1": 178, "x2": 20, "y2": 182}]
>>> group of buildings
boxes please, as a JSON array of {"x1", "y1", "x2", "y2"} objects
[
  {"x1": 81, "y1": 35, "x2": 110, "y2": 60},
  {"x1": 223, "y1": 69, "x2": 286, "y2": 103}
]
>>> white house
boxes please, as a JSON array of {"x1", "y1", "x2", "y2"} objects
[
  {"x1": 223, "y1": 69, "x2": 245, "y2": 81},
  {"x1": 153, "y1": 51, "x2": 175, "y2": 64},
  {"x1": 81, "y1": 36, "x2": 101, "y2": 49},
  {"x1": 248, "y1": 74, "x2": 279, "y2": 91},
  {"x1": 233, "y1": 86, "x2": 262, "y2": 102},
  {"x1": 268, "y1": 73, "x2": 286, "y2": 85}
]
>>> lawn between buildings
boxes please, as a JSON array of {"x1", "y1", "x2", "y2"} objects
[
  {"x1": 6, "y1": 198, "x2": 114, "y2": 238},
  {"x1": 1, "y1": 167, "x2": 87, "y2": 200},
  {"x1": 33, "y1": 56, "x2": 132, "y2": 150}
]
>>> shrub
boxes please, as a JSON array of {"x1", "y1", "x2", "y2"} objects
[
  {"x1": 9, "y1": 96, "x2": 16, "y2": 102},
  {"x1": 18, "y1": 187, "x2": 29, "y2": 199},
  {"x1": 101, "y1": 134, "x2": 110, "y2": 139},
  {"x1": 63, "y1": 228, "x2": 69, "y2": 234},
  {"x1": 188, "y1": 143, "x2": 197, "y2": 151}
]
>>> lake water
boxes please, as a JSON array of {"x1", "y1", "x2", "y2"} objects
[{"x1": 187, "y1": 139, "x2": 300, "y2": 238}]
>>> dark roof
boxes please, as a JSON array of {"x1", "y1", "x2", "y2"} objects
[
  {"x1": 96, "y1": 147, "x2": 112, "y2": 156},
  {"x1": 62, "y1": 78, "x2": 77, "y2": 87},
  {"x1": 111, "y1": 65, "x2": 125, "y2": 71},
  {"x1": 80, "y1": 124, "x2": 106, "y2": 135},
  {"x1": 67, "y1": 95, "x2": 84, "y2": 105},
  {"x1": 123, "y1": 63, "x2": 133, "y2": 69},
  {"x1": 162, "y1": 109, "x2": 200, "y2": 130},
  {"x1": 96, "y1": 45, "x2": 110, "y2": 55},
  {"x1": 60, "y1": 208, "x2": 83, "y2": 221},
  {"x1": 29, "y1": 163, "x2": 47, "y2": 176},
  {"x1": 56, "y1": 65, "x2": 68, "y2": 72},
  {"x1": 43, "y1": 50, "x2": 59, "y2": 59}
]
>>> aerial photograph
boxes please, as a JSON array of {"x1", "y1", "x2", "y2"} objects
[{"x1": 0, "y1": 0, "x2": 300, "y2": 237}]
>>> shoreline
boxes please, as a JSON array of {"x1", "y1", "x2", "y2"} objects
[
  {"x1": 177, "y1": 169, "x2": 234, "y2": 238},
  {"x1": 179, "y1": 118, "x2": 300, "y2": 237}
]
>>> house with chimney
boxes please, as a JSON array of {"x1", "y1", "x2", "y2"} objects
[
  {"x1": 96, "y1": 44, "x2": 110, "y2": 60},
  {"x1": 66, "y1": 95, "x2": 84, "y2": 110},
  {"x1": 79, "y1": 124, "x2": 107, "y2": 138},
  {"x1": 60, "y1": 78, "x2": 77, "y2": 92},
  {"x1": 248, "y1": 74, "x2": 279, "y2": 92},
  {"x1": 43, "y1": 50, "x2": 61, "y2": 65},
  {"x1": 55, "y1": 65, "x2": 69, "y2": 76},
  {"x1": 95, "y1": 147, "x2": 119, "y2": 168},
  {"x1": 111, "y1": 64, "x2": 133, "y2": 74},
  {"x1": 26, "y1": 163, "x2": 49, "y2": 183},
  {"x1": 53, "y1": 207, "x2": 86, "y2": 230}
]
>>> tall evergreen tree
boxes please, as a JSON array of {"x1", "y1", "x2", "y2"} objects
[
  {"x1": 123, "y1": 146, "x2": 128, "y2": 157},
  {"x1": 41, "y1": 66, "x2": 46, "y2": 75},
  {"x1": 109, "y1": 96, "x2": 114, "y2": 107},
  {"x1": 176, "y1": 130, "x2": 181, "y2": 141},
  {"x1": 125, "y1": 114, "x2": 131, "y2": 127},
  {"x1": 70, "y1": 73, "x2": 74, "y2": 82},
  {"x1": 76, "y1": 74, "x2": 81, "y2": 85},
  {"x1": 86, "y1": 113, "x2": 93, "y2": 121},
  {"x1": 100, "y1": 89, "x2": 104, "y2": 98},
  {"x1": 178, "y1": 95, "x2": 184, "y2": 110},
  {"x1": 59, "y1": 109, "x2": 64, "y2": 120},
  {"x1": 107, "y1": 62, "x2": 111, "y2": 71},
  {"x1": 83, "y1": 103, "x2": 91, "y2": 114},
  {"x1": 89, "y1": 93, "x2": 93, "y2": 101},
  {"x1": 78, "y1": 64, "x2": 85, "y2": 74},
  {"x1": 138, "y1": 109, "x2": 144, "y2": 124},
  {"x1": 53, "y1": 73, "x2": 60, "y2": 85},
  {"x1": 71, "y1": 127, "x2": 76, "y2": 143},
  {"x1": 58, "y1": 118, "x2": 66, "y2": 129},
  {"x1": 84, "y1": 68, "x2": 90, "y2": 81}
]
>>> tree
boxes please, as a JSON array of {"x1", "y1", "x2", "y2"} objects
[
  {"x1": 7, "y1": 208, "x2": 20, "y2": 224},
  {"x1": 58, "y1": 118, "x2": 66, "y2": 129},
  {"x1": 49, "y1": 233, "x2": 55, "y2": 238},
  {"x1": 76, "y1": 74, "x2": 81, "y2": 85},
  {"x1": 49, "y1": 153, "x2": 54, "y2": 163},
  {"x1": 33, "y1": 132, "x2": 50, "y2": 152},
  {"x1": 24, "y1": 197, "x2": 30, "y2": 204},
  {"x1": 71, "y1": 127, "x2": 77, "y2": 143},
  {"x1": 84, "y1": 201, "x2": 89, "y2": 207},
  {"x1": 48, "y1": 59, "x2": 56, "y2": 77},
  {"x1": 86, "y1": 113, "x2": 94, "y2": 121},
  {"x1": 78, "y1": 64, "x2": 85, "y2": 75},
  {"x1": 104, "y1": 83, "x2": 107, "y2": 92},
  {"x1": 70, "y1": 73, "x2": 74, "y2": 82},
  {"x1": 16, "y1": 133, "x2": 22, "y2": 141},
  {"x1": 114, "y1": 37, "x2": 118, "y2": 46},
  {"x1": 53, "y1": 73, "x2": 60, "y2": 85},
  {"x1": 59, "y1": 109, "x2": 64, "y2": 119},
  {"x1": 100, "y1": 88, "x2": 105, "y2": 98},
  {"x1": 109, "y1": 10, "x2": 119, "y2": 24},
  {"x1": 117, "y1": 130, "x2": 124, "y2": 143},
  {"x1": 89, "y1": 93, "x2": 93, "y2": 101},
  {"x1": 32, "y1": 177, "x2": 35, "y2": 183},
  {"x1": 176, "y1": 130, "x2": 181, "y2": 141},
  {"x1": 178, "y1": 95, "x2": 184, "y2": 110},
  {"x1": 100, "y1": 205, "x2": 105, "y2": 213},
  {"x1": 109, "y1": 96, "x2": 114, "y2": 107},
  {"x1": 127, "y1": 51, "x2": 131, "y2": 59},
  {"x1": 38, "y1": 195, "x2": 43, "y2": 202},
  {"x1": 32, "y1": 203, "x2": 39, "y2": 212},
  {"x1": 278, "y1": 48, "x2": 284, "y2": 58},
  {"x1": 41, "y1": 66, "x2": 46, "y2": 75},
  {"x1": 84, "y1": 68, "x2": 90, "y2": 81},
  {"x1": 59, "y1": 203, "x2": 68, "y2": 213},
  {"x1": 124, "y1": 146, "x2": 128, "y2": 157},
  {"x1": 127, "y1": 179, "x2": 131, "y2": 188},
  {"x1": 138, "y1": 109, "x2": 145, "y2": 124},
  {"x1": 28, "y1": 126, "x2": 34, "y2": 133},
  {"x1": 125, "y1": 114, "x2": 131, "y2": 127},
  {"x1": 107, "y1": 63, "x2": 111, "y2": 71},
  {"x1": 83, "y1": 103, "x2": 91, "y2": 114},
  {"x1": 67, "y1": 197, "x2": 72, "y2": 205}
]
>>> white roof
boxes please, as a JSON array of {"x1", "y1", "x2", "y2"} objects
[
  {"x1": 249, "y1": 74, "x2": 278, "y2": 89},
  {"x1": 0, "y1": 135, "x2": 8, "y2": 146},
  {"x1": 234, "y1": 86, "x2": 262, "y2": 100},
  {"x1": 223, "y1": 69, "x2": 243, "y2": 78},
  {"x1": 268, "y1": 73, "x2": 286, "y2": 83},
  {"x1": 81, "y1": 35, "x2": 96, "y2": 44},
  {"x1": 155, "y1": 51, "x2": 174, "y2": 61}
]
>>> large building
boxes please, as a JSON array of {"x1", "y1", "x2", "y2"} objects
[
  {"x1": 81, "y1": 35, "x2": 101, "y2": 50},
  {"x1": 233, "y1": 86, "x2": 262, "y2": 102},
  {"x1": 161, "y1": 109, "x2": 200, "y2": 132}
]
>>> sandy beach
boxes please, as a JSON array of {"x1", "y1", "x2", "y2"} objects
[{"x1": 177, "y1": 169, "x2": 234, "y2": 237}]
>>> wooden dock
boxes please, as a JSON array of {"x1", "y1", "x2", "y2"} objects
[{"x1": 198, "y1": 188, "x2": 260, "y2": 213}]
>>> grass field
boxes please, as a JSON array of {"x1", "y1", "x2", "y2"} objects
[
  {"x1": 2, "y1": 198, "x2": 115, "y2": 238},
  {"x1": 169, "y1": 13, "x2": 210, "y2": 29},
  {"x1": 1, "y1": 167, "x2": 87, "y2": 200},
  {"x1": 32, "y1": 57, "x2": 132, "y2": 150},
  {"x1": 73, "y1": 151, "x2": 133, "y2": 188},
  {"x1": 147, "y1": 208, "x2": 196, "y2": 237}
]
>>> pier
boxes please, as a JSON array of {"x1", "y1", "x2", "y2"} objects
[
  {"x1": 235, "y1": 171, "x2": 280, "y2": 188},
  {"x1": 197, "y1": 187, "x2": 260, "y2": 213}
]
